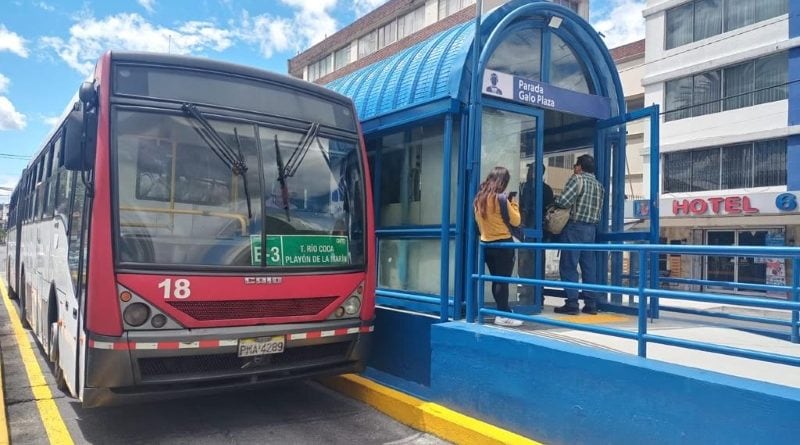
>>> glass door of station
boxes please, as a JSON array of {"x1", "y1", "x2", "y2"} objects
[
  {"x1": 480, "y1": 105, "x2": 544, "y2": 305},
  {"x1": 705, "y1": 229, "x2": 784, "y2": 295}
]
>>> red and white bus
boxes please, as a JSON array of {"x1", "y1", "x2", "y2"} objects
[{"x1": 4, "y1": 51, "x2": 375, "y2": 407}]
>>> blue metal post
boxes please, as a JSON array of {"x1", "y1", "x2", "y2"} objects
[
  {"x1": 792, "y1": 257, "x2": 799, "y2": 343},
  {"x1": 648, "y1": 105, "x2": 661, "y2": 319},
  {"x1": 595, "y1": 127, "x2": 609, "y2": 305},
  {"x1": 611, "y1": 129, "x2": 626, "y2": 304},
  {"x1": 638, "y1": 249, "x2": 648, "y2": 357},
  {"x1": 477, "y1": 242, "x2": 486, "y2": 324},
  {"x1": 453, "y1": 111, "x2": 469, "y2": 320},
  {"x1": 439, "y1": 114, "x2": 454, "y2": 322},
  {"x1": 464, "y1": 0, "x2": 483, "y2": 323},
  {"x1": 533, "y1": 110, "x2": 544, "y2": 313}
]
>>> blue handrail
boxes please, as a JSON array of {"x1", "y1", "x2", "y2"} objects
[{"x1": 473, "y1": 240, "x2": 800, "y2": 367}]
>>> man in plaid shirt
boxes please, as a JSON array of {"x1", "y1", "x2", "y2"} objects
[{"x1": 553, "y1": 154, "x2": 604, "y2": 315}]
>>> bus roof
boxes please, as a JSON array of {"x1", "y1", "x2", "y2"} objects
[{"x1": 109, "y1": 51, "x2": 355, "y2": 108}]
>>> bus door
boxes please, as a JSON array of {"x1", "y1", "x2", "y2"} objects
[{"x1": 60, "y1": 175, "x2": 90, "y2": 395}]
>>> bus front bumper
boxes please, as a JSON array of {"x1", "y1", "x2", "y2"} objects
[{"x1": 82, "y1": 319, "x2": 372, "y2": 407}]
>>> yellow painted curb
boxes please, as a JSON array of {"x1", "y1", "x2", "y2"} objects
[
  {"x1": 1, "y1": 342, "x2": 8, "y2": 445},
  {"x1": 320, "y1": 374, "x2": 541, "y2": 445},
  {"x1": 1, "y1": 279, "x2": 74, "y2": 445}
]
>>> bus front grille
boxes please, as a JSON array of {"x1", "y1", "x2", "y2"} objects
[
  {"x1": 167, "y1": 297, "x2": 337, "y2": 321},
  {"x1": 138, "y1": 341, "x2": 351, "y2": 379}
]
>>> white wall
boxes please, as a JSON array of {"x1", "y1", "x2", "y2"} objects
[{"x1": 641, "y1": 0, "x2": 793, "y2": 200}]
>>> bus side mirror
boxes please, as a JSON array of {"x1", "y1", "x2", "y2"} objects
[{"x1": 63, "y1": 104, "x2": 98, "y2": 171}]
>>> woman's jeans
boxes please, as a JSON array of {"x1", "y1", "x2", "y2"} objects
[
  {"x1": 484, "y1": 238, "x2": 515, "y2": 312},
  {"x1": 558, "y1": 221, "x2": 598, "y2": 307}
]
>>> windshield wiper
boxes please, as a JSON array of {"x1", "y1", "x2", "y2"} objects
[
  {"x1": 273, "y1": 135, "x2": 291, "y2": 221},
  {"x1": 282, "y1": 122, "x2": 329, "y2": 178},
  {"x1": 181, "y1": 103, "x2": 252, "y2": 219},
  {"x1": 271, "y1": 122, "x2": 331, "y2": 221}
]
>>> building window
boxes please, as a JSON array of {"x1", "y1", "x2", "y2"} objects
[
  {"x1": 334, "y1": 45, "x2": 351, "y2": 71},
  {"x1": 378, "y1": 20, "x2": 397, "y2": 49},
  {"x1": 397, "y1": 7, "x2": 425, "y2": 40},
  {"x1": 666, "y1": 0, "x2": 787, "y2": 50},
  {"x1": 306, "y1": 55, "x2": 332, "y2": 82},
  {"x1": 663, "y1": 139, "x2": 787, "y2": 193},
  {"x1": 626, "y1": 95, "x2": 645, "y2": 111},
  {"x1": 550, "y1": 0, "x2": 581, "y2": 13},
  {"x1": 438, "y1": 0, "x2": 475, "y2": 20},
  {"x1": 358, "y1": 30, "x2": 377, "y2": 59},
  {"x1": 664, "y1": 52, "x2": 787, "y2": 121}
]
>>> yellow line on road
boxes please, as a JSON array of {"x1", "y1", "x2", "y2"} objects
[
  {"x1": 1, "y1": 279, "x2": 74, "y2": 445},
  {"x1": 1, "y1": 342, "x2": 8, "y2": 445}
]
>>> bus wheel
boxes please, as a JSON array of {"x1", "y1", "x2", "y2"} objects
[
  {"x1": 49, "y1": 322, "x2": 67, "y2": 391},
  {"x1": 19, "y1": 273, "x2": 30, "y2": 329},
  {"x1": 6, "y1": 263, "x2": 17, "y2": 299}
]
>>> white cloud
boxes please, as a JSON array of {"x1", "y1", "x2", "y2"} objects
[
  {"x1": 591, "y1": 0, "x2": 646, "y2": 49},
  {"x1": 42, "y1": 115, "x2": 60, "y2": 126},
  {"x1": 138, "y1": 0, "x2": 156, "y2": 14},
  {"x1": 0, "y1": 24, "x2": 29, "y2": 57},
  {"x1": 352, "y1": 0, "x2": 389, "y2": 18},
  {"x1": 35, "y1": 2, "x2": 55, "y2": 11},
  {"x1": 0, "y1": 175, "x2": 21, "y2": 203},
  {"x1": 240, "y1": 0, "x2": 338, "y2": 58},
  {"x1": 0, "y1": 72, "x2": 25, "y2": 130},
  {"x1": 0, "y1": 96, "x2": 27, "y2": 131},
  {"x1": 40, "y1": 13, "x2": 234, "y2": 75}
]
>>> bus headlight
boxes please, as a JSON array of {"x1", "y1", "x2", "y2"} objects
[
  {"x1": 343, "y1": 296, "x2": 361, "y2": 315},
  {"x1": 123, "y1": 303, "x2": 150, "y2": 327},
  {"x1": 151, "y1": 314, "x2": 167, "y2": 328}
]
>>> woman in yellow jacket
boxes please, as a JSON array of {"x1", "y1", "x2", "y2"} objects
[{"x1": 473, "y1": 166, "x2": 523, "y2": 327}]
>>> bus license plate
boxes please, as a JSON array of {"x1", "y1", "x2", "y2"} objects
[{"x1": 237, "y1": 336, "x2": 285, "y2": 357}]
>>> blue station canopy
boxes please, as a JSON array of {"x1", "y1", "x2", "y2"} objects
[{"x1": 327, "y1": 0, "x2": 625, "y2": 130}]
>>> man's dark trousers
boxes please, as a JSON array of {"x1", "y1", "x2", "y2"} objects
[{"x1": 559, "y1": 221, "x2": 598, "y2": 308}]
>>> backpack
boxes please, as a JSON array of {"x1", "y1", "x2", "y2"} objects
[{"x1": 497, "y1": 193, "x2": 523, "y2": 241}]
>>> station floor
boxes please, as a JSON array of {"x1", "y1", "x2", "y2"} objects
[{"x1": 505, "y1": 295, "x2": 800, "y2": 389}]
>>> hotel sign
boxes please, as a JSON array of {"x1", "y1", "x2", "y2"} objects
[
  {"x1": 482, "y1": 69, "x2": 611, "y2": 119},
  {"x1": 625, "y1": 192, "x2": 800, "y2": 219}
]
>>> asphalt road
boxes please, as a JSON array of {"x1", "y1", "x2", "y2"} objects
[{"x1": 0, "y1": 250, "x2": 448, "y2": 445}]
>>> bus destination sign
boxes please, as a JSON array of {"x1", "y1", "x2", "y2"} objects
[{"x1": 250, "y1": 235, "x2": 350, "y2": 266}]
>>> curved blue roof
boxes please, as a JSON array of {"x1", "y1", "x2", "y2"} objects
[
  {"x1": 328, "y1": 0, "x2": 625, "y2": 125},
  {"x1": 327, "y1": 22, "x2": 474, "y2": 122}
]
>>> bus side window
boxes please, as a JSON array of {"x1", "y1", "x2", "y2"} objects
[
  {"x1": 38, "y1": 148, "x2": 52, "y2": 219},
  {"x1": 33, "y1": 159, "x2": 43, "y2": 221},
  {"x1": 46, "y1": 137, "x2": 61, "y2": 218},
  {"x1": 56, "y1": 170, "x2": 74, "y2": 226},
  {"x1": 68, "y1": 176, "x2": 87, "y2": 290}
]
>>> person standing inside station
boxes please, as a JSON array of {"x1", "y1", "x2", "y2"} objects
[
  {"x1": 473, "y1": 166, "x2": 524, "y2": 327},
  {"x1": 518, "y1": 163, "x2": 554, "y2": 305},
  {"x1": 553, "y1": 154, "x2": 604, "y2": 315}
]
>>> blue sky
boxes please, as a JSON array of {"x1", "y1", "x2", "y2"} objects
[{"x1": 0, "y1": 0, "x2": 644, "y2": 203}]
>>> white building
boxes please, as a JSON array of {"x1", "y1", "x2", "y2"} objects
[{"x1": 642, "y1": 0, "x2": 798, "y2": 293}]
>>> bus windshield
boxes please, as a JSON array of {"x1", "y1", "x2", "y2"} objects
[{"x1": 114, "y1": 109, "x2": 365, "y2": 269}]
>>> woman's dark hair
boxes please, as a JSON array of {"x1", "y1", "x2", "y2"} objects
[
  {"x1": 577, "y1": 154, "x2": 595, "y2": 174},
  {"x1": 474, "y1": 166, "x2": 511, "y2": 218}
]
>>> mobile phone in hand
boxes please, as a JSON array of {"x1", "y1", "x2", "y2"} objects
[{"x1": 508, "y1": 191, "x2": 517, "y2": 201}]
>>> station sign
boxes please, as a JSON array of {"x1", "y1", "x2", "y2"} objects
[
  {"x1": 482, "y1": 69, "x2": 611, "y2": 119},
  {"x1": 250, "y1": 235, "x2": 349, "y2": 266}
]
